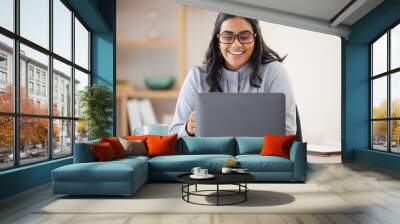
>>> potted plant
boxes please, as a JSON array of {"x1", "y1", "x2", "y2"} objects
[{"x1": 79, "y1": 84, "x2": 113, "y2": 140}]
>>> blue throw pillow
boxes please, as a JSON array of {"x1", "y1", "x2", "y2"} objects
[
  {"x1": 178, "y1": 137, "x2": 235, "y2": 155},
  {"x1": 236, "y1": 137, "x2": 264, "y2": 155}
]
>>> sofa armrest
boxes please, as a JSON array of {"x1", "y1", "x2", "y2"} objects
[
  {"x1": 73, "y1": 140, "x2": 100, "y2": 163},
  {"x1": 289, "y1": 141, "x2": 307, "y2": 181}
]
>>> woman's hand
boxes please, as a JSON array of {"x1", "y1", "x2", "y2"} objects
[{"x1": 186, "y1": 111, "x2": 196, "y2": 136}]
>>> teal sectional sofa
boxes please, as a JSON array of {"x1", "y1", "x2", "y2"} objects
[{"x1": 52, "y1": 137, "x2": 307, "y2": 196}]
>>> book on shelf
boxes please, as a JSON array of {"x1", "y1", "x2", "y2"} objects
[
  {"x1": 127, "y1": 99, "x2": 158, "y2": 135},
  {"x1": 139, "y1": 99, "x2": 157, "y2": 125},
  {"x1": 127, "y1": 99, "x2": 142, "y2": 135}
]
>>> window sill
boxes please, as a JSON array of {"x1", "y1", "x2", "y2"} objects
[{"x1": 0, "y1": 156, "x2": 72, "y2": 176}]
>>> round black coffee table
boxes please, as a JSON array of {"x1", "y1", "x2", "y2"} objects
[{"x1": 177, "y1": 173, "x2": 255, "y2": 206}]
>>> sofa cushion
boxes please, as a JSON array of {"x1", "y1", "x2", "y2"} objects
[
  {"x1": 260, "y1": 134, "x2": 296, "y2": 159},
  {"x1": 148, "y1": 154, "x2": 235, "y2": 172},
  {"x1": 118, "y1": 138, "x2": 147, "y2": 156},
  {"x1": 101, "y1": 137, "x2": 127, "y2": 158},
  {"x1": 91, "y1": 142, "x2": 118, "y2": 161},
  {"x1": 177, "y1": 137, "x2": 235, "y2": 155},
  {"x1": 236, "y1": 137, "x2": 263, "y2": 155},
  {"x1": 236, "y1": 155, "x2": 293, "y2": 172},
  {"x1": 52, "y1": 158, "x2": 147, "y2": 183},
  {"x1": 73, "y1": 139, "x2": 101, "y2": 163},
  {"x1": 147, "y1": 135, "x2": 177, "y2": 157}
]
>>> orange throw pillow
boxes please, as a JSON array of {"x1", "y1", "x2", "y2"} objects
[
  {"x1": 124, "y1": 135, "x2": 149, "y2": 142},
  {"x1": 101, "y1": 137, "x2": 127, "y2": 158},
  {"x1": 260, "y1": 134, "x2": 296, "y2": 159},
  {"x1": 146, "y1": 135, "x2": 177, "y2": 157},
  {"x1": 91, "y1": 142, "x2": 117, "y2": 161}
]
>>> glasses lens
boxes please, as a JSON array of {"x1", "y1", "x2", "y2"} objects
[
  {"x1": 220, "y1": 34, "x2": 234, "y2": 43},
  {"x1": 239, "y1": 33, "x2": 253, "y2": 43}
]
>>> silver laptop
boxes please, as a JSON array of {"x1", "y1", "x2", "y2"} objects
[{"x1": 196, "y1": 93, "x2": 286, "y2": 137}]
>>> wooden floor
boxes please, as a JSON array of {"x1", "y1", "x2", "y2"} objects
[{"x1": 1, "y1": 160, "x2": 400, "y2": 224}]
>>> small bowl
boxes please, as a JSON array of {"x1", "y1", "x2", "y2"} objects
[{"x1": 144, "y1": 76, "x2": 175, "y2": 90}]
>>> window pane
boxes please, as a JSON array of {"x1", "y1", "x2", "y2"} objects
[
  {"x1": 20, "y1": 117, "x2": 49, "y2": 165},
  {"x1": 372, "y1": 121, "x2": 388, "y2": 151},
  {"x1": 53, "y1": 119, "x2": 72, "y2": 158},
  {"x1": 75, "y1": 18, "x2": 89, "y2": 70},
  {"x1": 391, "y1": 72, "x2": 400, "y2": 118},
  {"x1": 20, "y1": 44, "x2": 49, "y2": 115},
  {"x1": 0, "y1": 34, "x2": 14, "y2": 112},
  {"x1": 372, "y1": 77, "x2": 387, "y2": 119},
  {"x1": 20, "y1": 0, "x2": 49, "y2": 49},
  {"x1": 75, "y1": 120, "x2": 88, "y2": 143},
  {"x1": 74, "y1": 69, "x2": 89, "y2": 118},
  {"x1": 391, "y1": 120, "x2": 400, "y2": 153},
  {"x1": 53, "y1": 0, "x2": 72, "y2": 60},
  {"x1": 0, "y1": 0, "x2": 14, "y2": 31},
  {"x1": 0, "y1": 116, "x2": 13, "y2": 170},
  {"x1": 53, "y1": 59, "x2": 72, "y2": 117},
  {"x1": 372, "y1": 33, "x2": 387, "y2": 76},
  {"x1": 392, "y1": 24, "x2": 400, "y2": 70}
]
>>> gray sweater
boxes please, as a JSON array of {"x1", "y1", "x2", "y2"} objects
[{"x1": 169, "y1": 61, "x2": 297, "y2": 138}]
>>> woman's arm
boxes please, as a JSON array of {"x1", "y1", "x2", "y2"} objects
[
  {"x1": 169, "y1": 68, "x2": 198, "y2": 138},
  {"x1": 265, "y1": 62, "x2": 297, "y2": 135}
]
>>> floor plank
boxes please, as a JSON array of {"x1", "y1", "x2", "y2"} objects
[{"x1": 1, "y1": 161, "x2": 400, "y2": 224}]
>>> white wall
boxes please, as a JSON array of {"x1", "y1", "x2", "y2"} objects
[
  {"x1": 185, "y1": 8, "x2": 341, "y2": 146},
  {"x1": 117, "y1": 3, "x2": 342, "y2": 146}
]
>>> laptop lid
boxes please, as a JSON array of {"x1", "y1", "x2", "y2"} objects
[{"x1": 196, "y1": 93, "x2": 285, "y2": 137}]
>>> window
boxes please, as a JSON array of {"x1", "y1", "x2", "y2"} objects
[
  {"x1": 0, "y1": 55, "x2": 7, "y2": 67},
  {"x1": 35, "y1": 70, "x2": 40, "y2": 81},
  {"x1": 53, "y1": 0, "x2": 72, "y2": 60},
  {"x1": 0, "y1": 0, "x2": 91, "y2": 170},
  {"x1": 35, "y1": 83, "x2": 40, "y2": 95},
  {"x1": 0, "y1": 34, "x2": 13, "y2": 113},
  {"x1": 42, "y1": 85, "x2": 46, "y2": 97},
  {"x1": 0, "y1": 0, "x2": 14, "y2": 32},
  {"x1": 0, "y1": 54, "x2": 7, "y2": 87},
  {"x1": 28, "y1": 81, "x2": 34, "y2": 94},
  {"x1": 75, "y1": 18, "x2": 89, "y2": 70},
  {"x1": 20, "y1": 0, "x2": 49, "y2": 49},
  {"x1": 28, "y1": 67, "x2": 34, "y2": 80},
  {"x1": 370, "y1": 23, "x2": 400, "y2": 154},
  {"x1": 53, "y1": 59, "x2": 72, "y2": 117},
  {"x1": 0, "y1": 71, "x2": 6, "y2": 85}
]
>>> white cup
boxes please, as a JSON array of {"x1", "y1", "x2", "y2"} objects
[
  {"x1": 191, "y1": 167, "x2": 202, "y2": 176},
  {"x1": 200, "y1": 169, "x2": 208, "y2": 176},
  {"x1": 221, "y1": 167, "x2": 232, "y2": 174},
  {"x1": 133, "y1": 124, "x2": 169, "y2": 136}
]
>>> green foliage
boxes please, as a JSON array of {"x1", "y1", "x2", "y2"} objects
[
  {"x1": 79, "y1": 84, "x2": 113, "y2": 140},
  {"x1": 372, "y1": 99, "x2": 400, "y2": 140}
]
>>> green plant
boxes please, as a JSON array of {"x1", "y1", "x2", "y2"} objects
[{"x1": 79, "y1": 84, "x2": 113, "y2": 140}]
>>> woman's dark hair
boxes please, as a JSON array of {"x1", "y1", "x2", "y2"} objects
[{"x1": 204, "y1": 13, "x2": 286, "y2": 92}]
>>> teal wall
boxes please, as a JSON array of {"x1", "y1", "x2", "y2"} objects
[
  {"x1": 343, "y1": 0, "x2": 400, "y2": 171},
  {"x1": 0, "y1": 158, "x2": 72, "y2": 199},
  {"x1": 0, "y1": 0, "x2": 116, "y2": 200}
]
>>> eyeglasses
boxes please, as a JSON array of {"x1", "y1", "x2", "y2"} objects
[{"x1": 217, "y1": 32, "x2": 257, "y2": 44}]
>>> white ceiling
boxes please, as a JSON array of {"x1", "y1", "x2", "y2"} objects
[{"x1": 176, "y1": 0, "x2": 384, "y2": 38}]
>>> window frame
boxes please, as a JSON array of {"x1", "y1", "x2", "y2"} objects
[
  {"x1": 370, "y1": 21, "x2": 400, "y2": 154},
  {"x1": 0, "y1": 0, "x2": 92, "y2": 171}
]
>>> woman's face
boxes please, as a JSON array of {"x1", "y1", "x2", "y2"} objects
[{"x1": 218, "y1": 17, "x2": 255, "y2": 71}]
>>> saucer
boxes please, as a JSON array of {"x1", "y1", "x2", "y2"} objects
[{"x1": 190, "y1": 174, "x2": 215, "y2": 179}]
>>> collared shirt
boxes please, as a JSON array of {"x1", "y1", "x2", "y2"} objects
[{"x1": 169, "y1": 61, "x2": 297, "y2": 138}]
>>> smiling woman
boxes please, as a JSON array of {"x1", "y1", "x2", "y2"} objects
[{"x1": 169, "y1": 13, "x2": 296, "y2": 138}]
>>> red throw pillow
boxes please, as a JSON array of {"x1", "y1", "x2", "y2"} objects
[
  {"x1": 260, "y1": 134, "x2": 296, "y2": 159},
  {"x1": 101, "y1": 137, "x2": 127, "y2": 158},
  {"x1": 91, "y1": 142, "x2": 117, "y2": 161},
  {"x1": 146, "y1": 135, "x2": 177, "y2": 157}
]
